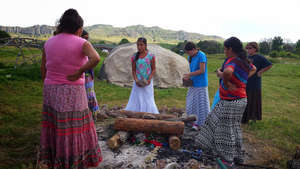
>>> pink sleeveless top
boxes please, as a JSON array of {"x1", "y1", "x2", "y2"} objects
[{"x1": 44, "y1": 33, "x2": 88, "y2": 85}]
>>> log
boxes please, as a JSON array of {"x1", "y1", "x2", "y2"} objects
[
  {"x1": 116, "y1": 110, "x2": 176, "y2": 120},
  {"x1": 106, "y1": 111, "x2": 126, "y2": 118},
  {"x1": 165, "y1": 115, "x2": 197, "y2": 123},
  {"x1": 114, "y1": 118, "x2": 184, "y2": 135},
  {"x1": 169, "y1": 136, "x2": 181, "y2": 150},
  {"x1": 107, "y1": 131, "x2": 129, "y2": 150},
  {"x1": 179, "y1": 115, "x2": 197, "y2": 123}
]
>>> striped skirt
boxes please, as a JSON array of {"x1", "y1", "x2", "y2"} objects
[
  {"x1": 196, "y1": 98, "x2": 247, "y2": 162},
  {"x1": 186, "y1": 87, "x2": 210, "y2": 126},
  {"x1": 39, "y1": 84, "x2": 102, "y2": 169}
]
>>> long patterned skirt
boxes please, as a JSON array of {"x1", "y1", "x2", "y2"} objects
[
  {"x1": 85, "y1": 70, "x2": 100, "y2": 121},
  {"x1": 186, "y1": 87, "x2": 210, "y2": 126},
  {"x1": 39, "y1": 84, "x2": 102, "y2": 169},
  {"x1": 196, "y1": 98, "x2": 247, "y2": 163}
]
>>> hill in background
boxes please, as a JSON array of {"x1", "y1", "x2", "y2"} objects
[{"x1": 0, "y1": 24, "x2": 223, "y2": 43}]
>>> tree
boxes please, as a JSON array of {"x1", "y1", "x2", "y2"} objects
[
  {"x1": 119, "y1": 38, "x2": 130, "y2": 45},
  {"x1": 171, "y1": 40, "x2": 188, "y2": 55},
  {"x1": 197, "y1": 40, "x2": 223, "y2": 54},
  {"x1": 283, "y1": 43, "x2": 295, "y2": 53},
  {"x1": 0, "y1": 30, "x2": 11, "y2": 43},
  {"x1": 271, "y1": 36, "x2": 283, "y2": 51},
  {"x1": 98, "y1": 40, "x2": 106, "y2": 44},
  {"x1": 295, "y1": 40, "x2": 300, "y2": 54},
  {"x1": 259, "y1": 41, "x2": 271, "y2": 55}
]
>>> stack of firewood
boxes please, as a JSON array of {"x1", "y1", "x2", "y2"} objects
[{"x1": 106, "y1": 110, "x2": 196, "y2": 151}]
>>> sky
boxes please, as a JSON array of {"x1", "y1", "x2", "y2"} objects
[{"x1": 1, "y1": 0, "x2": 300, "y2": 42}]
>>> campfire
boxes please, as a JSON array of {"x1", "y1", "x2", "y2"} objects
[{"x1": 95, "y1": 108, "x2": 221, "y2": 169}]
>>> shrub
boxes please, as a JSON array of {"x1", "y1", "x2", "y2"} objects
[
  {"x1": 269, "y1": 51, "x2": 279, "y2": 58},
  {"x1": 0, "y1": 30, "x2": 11, "y2": 43},
  {"x1": 268, "y1": 58, "x2": 281, "y2": 64},
  {"x1": 118, "y1": 38, "x2": 130, "y2": 45}
]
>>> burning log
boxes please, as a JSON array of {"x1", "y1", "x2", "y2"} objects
[
  {"x1": 107, "y1": 131, "x2": 129, "y2": 150},
  {"x1": 169, "y1": 136, "x2": 181, "y2": 150},
  {"x1": 114, "y1": 118, "x2": 184, "y2": 135}
]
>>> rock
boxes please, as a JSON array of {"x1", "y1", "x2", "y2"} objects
[
  {"x1": 295, "y1": 145, "x2": 300, "y2": 160},
  {"x1": 98, "y1": 43, "x2": 190, "y2": 88},
  {"x1": 184, "y1": 159, "x2": 200, "y2": 169},
  {"x1": 97, "y1": 112, "x2": 109, "y2": 120},
  {"x1": 163, "y1": 162, "x2": 180, "y2": 169},
  {"x1": 159, "y1": 106, "x2": 169, "y2": 114},
  {"x1": 101, "y1": 104, "x2": 109, "y2": 114},
  {"x1": 156, "y1": 159, "x2": 167, "y2": 169},
  {"x1": 135, "y1": 133, "x2": 146, "y2": 142},
  {"x1": 287, "y1": 160, "x2": 300, "y2": 169}
]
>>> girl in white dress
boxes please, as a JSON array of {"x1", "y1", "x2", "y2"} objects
[{"x1": 125, "y1": 37, "x2": 159, "y2": 114}]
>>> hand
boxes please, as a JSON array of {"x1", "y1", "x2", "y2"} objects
[
  {"x1": 216, "y1": 68, "x2": 222, "y2": 78},
  {"x1": 257, "y1": 70, "x2": 263, "y2": 77},
  {"x1": 67, "y1": 70, "x2": 82, "y2": 81},
  {"x1": 135, "y1": 80, "x2": 142, "y2": 87},
  {"x1": 183, "y1": 73, "x2": 190, "y2": 80},
  {"x1": 147, "y1": 79, "x2": 151, "y2": 85}
]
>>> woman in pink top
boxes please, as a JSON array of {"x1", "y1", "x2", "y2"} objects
[{"x1": 39, "y1": 9, "x2": 102, "y2": 168}]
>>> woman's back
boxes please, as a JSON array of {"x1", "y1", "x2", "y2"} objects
[{"x1": 44, "y1": 33, "x2": 87, "y2": 85}]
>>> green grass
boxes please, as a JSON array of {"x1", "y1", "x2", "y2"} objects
[
  {"x1": 0, "y1": 46, "x2": 42, "y2": 67},
  {"x1": 0, "y1": 47, "x2": 300, "y2": 168}
]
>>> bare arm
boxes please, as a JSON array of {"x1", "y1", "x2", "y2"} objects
[
  {"x1": 223, "y1": 67, "x2": 236, "y2": 91},
  {"x1": 248, "y1": 65, "x2": 257, "y2": 77},
  {"x1": 132, "y1": 60, "x2": 138, "y2": 82},
  {"x1": 184, "y1": 62, "x2": 205, "y2": 79},
  {"x1": 257, "y1": 65, "x2": 272, "y2": 77},
  {"x1": 41, "y1": 50, "x2": 46, "y2": 82},
  {"x1": 216, "y1": 68, "x2": 223, "y2": 78},
  {"x1": 67, "y1": 41, "x2": 100, "y2": 81},
  {"x1": 190, "y1": 62, "x2": 205, "y2": 76}
]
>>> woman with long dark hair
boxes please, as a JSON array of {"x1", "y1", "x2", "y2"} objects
[
  {"x1": 196, "y1": 37, "x2": 256, "y2": 166},
  {"x1": 39, "y1": 9, "x2": 102, "y2": 168},
  {"x1": 184, "y1": 42, "x2": 210, "y2": 130},
  {"x1": 125, "y1": 37, "x2": 159, "y2": 114}
]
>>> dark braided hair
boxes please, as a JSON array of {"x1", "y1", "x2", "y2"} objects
[
  {"x1": 55, "y1": 9, "x2": 83, "y2": 34},
  {"x1": 134, "y1": 37, "x2": 147, "y2": 62},
  {"x1": 224, "y1": 37, "x2": 250, "y2": 66},
  {"x1": 184, "y1": 41, "x2": 197, "y2": 63}
]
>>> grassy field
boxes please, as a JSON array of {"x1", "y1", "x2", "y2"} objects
[{"x1": 0, "y1": 46, "x2": 300, "y2": 168}]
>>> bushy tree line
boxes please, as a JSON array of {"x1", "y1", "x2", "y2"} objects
[
  {"x1": 172, "y1": 40, "x2": 223, "y2": 55},
  {"x1": 259, "y1": 36, "x2": 300, "y2": 58}
]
